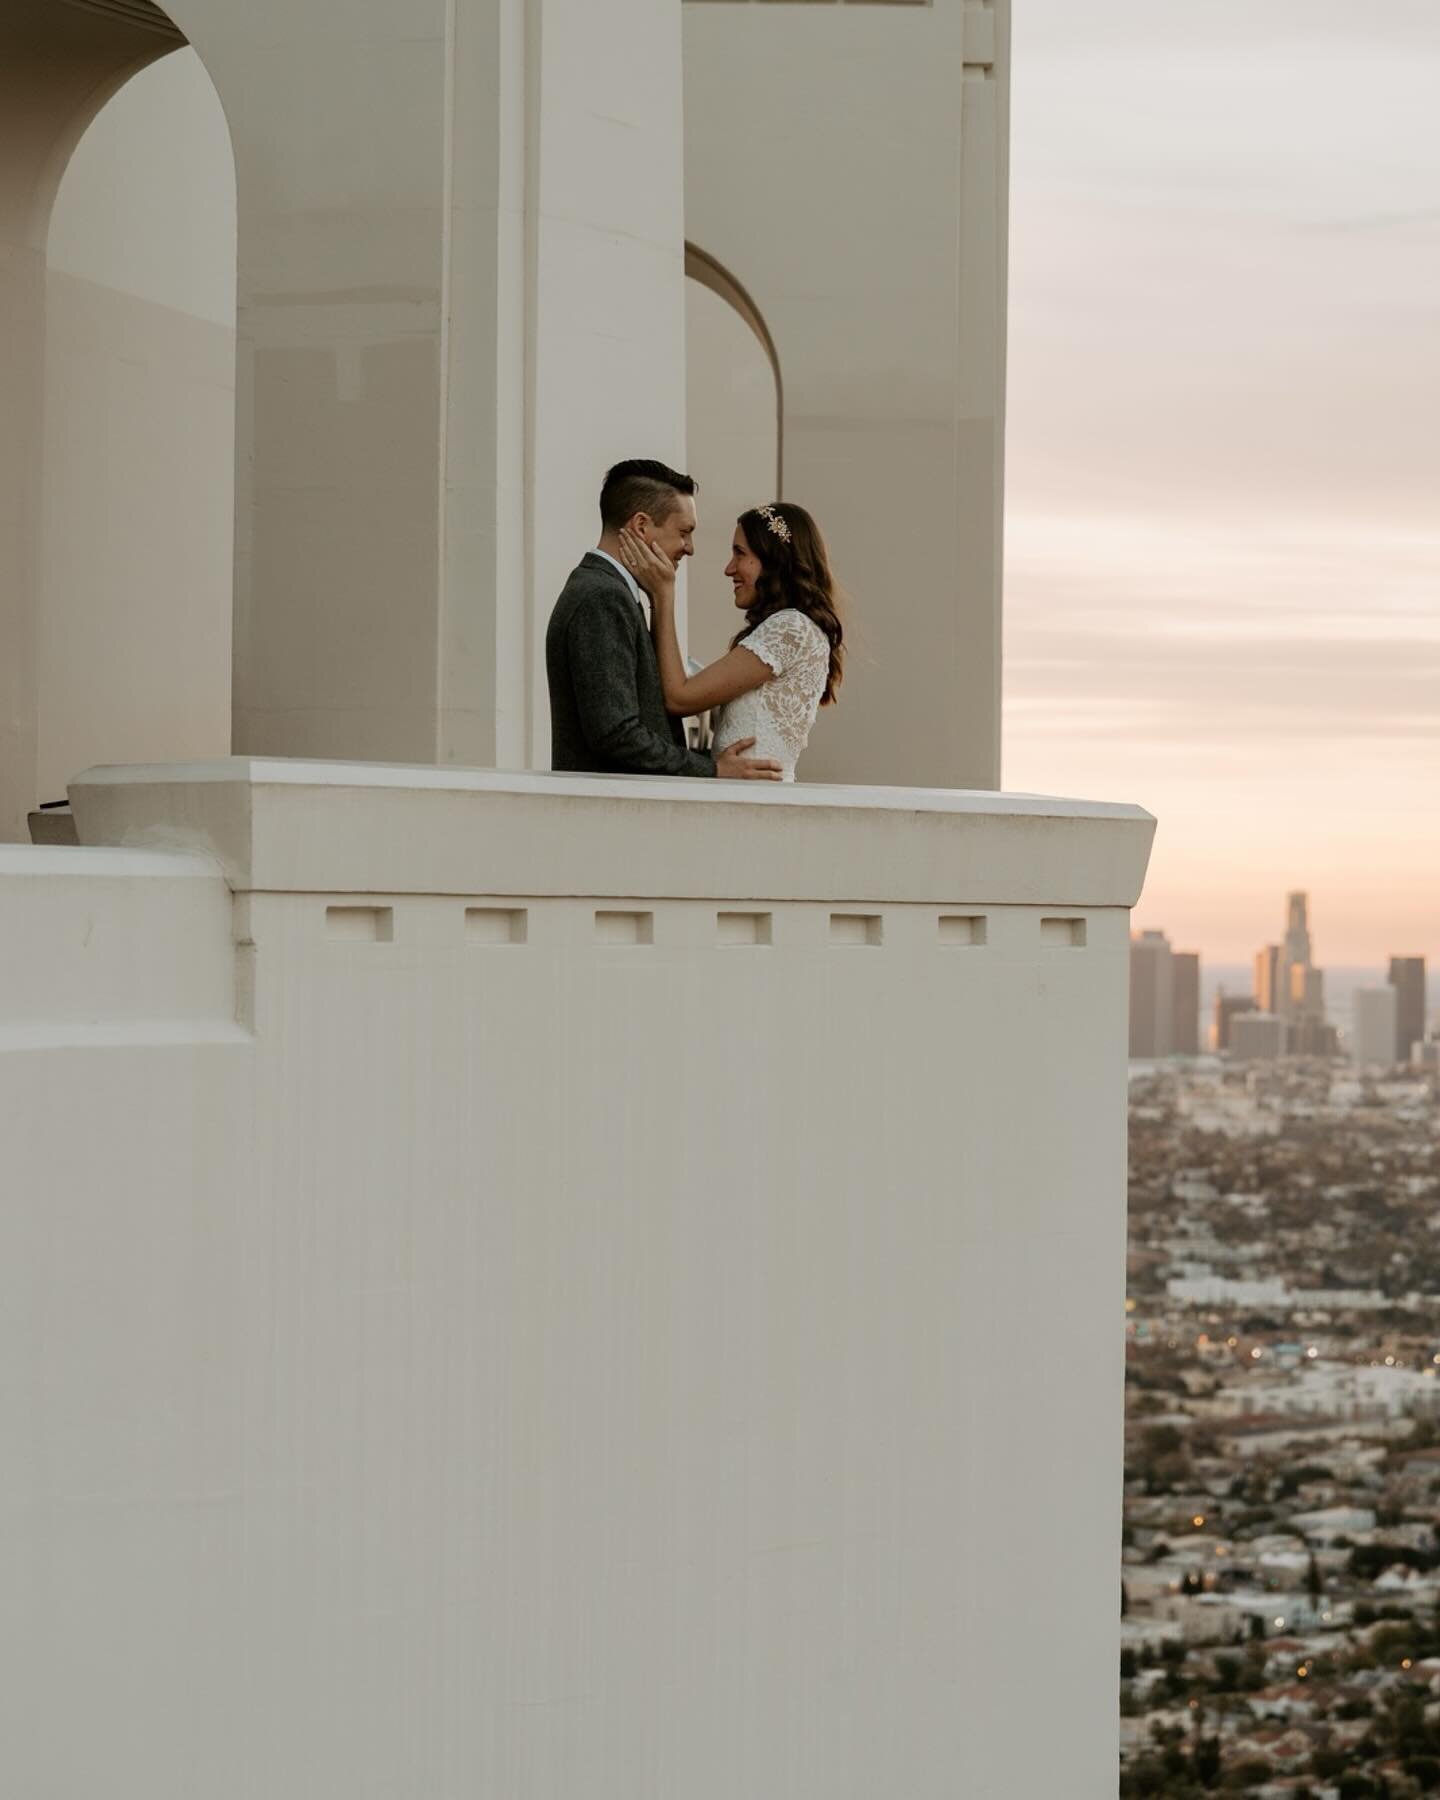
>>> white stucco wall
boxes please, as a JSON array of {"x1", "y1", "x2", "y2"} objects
[
  {"x1": 0, "y1": 0, "x2": 696, "y2": 833},
  {"x1": 4, "y1": 0, "x2": 1006, "y2": 826},
  {"x1": 684, "y1": 275, "x2": 781, "y2": 669},
  {"x1": 37, "y1": 50, "x2": 235, "y2": 806},
  {"x1": 46, "y1": 49, "x2": 235, "y2": 327},
  {"x1": 0, "y1": 764, "x2": 1152, "y2": 1798},
  {"x1": 0, "y1": 841, "x2": 251, "y2": 1792},
  {"x1": 684, "y1": 0, "x2": 1010, "y2": 790}
]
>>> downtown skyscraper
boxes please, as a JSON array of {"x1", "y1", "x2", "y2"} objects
[
  {"x1": 1388, "y1": 956, "x2": 1428, "y2": 1063},
  {"x1": 1352, "y1": 986, "x2": 1399, "y2": 1067},
  {"x1": 1247, "y1": 891, "x2": 1337, "y2": 1058},
  {"x1": 1130, "y1": 930, "x2": 1202, "y2": 1058},
  {"x1": 1280, "y1": 891, "x2": 1325, "y2": 1023}
]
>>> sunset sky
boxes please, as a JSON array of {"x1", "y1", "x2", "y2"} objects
[{"x1": 1003, "y1": 0, "x2": 1440, "y2": 966}]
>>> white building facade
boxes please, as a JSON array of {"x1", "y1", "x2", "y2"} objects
[
  {"x1": 0, "y1": 3, "x2": 1157, "y2": 1796},
  {"x1": 3, "y1": 765, "x2": 1153, "y2": 1798},
  {"x1": 2, "y1": 0, "x2": 1010, "y2": 833}
]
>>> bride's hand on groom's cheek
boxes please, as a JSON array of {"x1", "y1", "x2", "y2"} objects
[{"x1": 618, "y1": 528, "x2": 675, "y2": 598}]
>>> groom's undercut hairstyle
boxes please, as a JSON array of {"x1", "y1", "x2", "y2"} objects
[{"x1": 600, "y1": 459, "x2": 696, "y2": 532}]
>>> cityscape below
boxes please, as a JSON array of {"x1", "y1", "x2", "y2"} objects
[
  {"x1": 1133, "y1": 895, "x2": 1438, "y2": 1070},
  {"x1": 1123, "y1": 892, "x2": 1440, "y2": 1795},
  {"x1": 1122, "y1": 1048, "x2": 1440, "y2": 1796}
]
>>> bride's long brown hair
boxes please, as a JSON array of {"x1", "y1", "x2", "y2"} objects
[{"x1": 732, "y1": 503, "x2": 846, "y2": 706}]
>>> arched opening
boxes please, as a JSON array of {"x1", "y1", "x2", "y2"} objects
[
  {"x1": 684, "y1": 243, "x2": 783, "y2": 669},
  {"x1": 38, "y1": 44, "x2": 235, "y2": 805}
]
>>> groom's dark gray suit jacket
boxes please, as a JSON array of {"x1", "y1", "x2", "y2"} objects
[{"x1": 546, "y1": 552, "x2": 715, "y2": 777}]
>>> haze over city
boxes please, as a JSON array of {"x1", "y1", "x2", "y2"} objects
[{"x1": 1003, "y1": 0, "x2": 1440, "y2": 967}]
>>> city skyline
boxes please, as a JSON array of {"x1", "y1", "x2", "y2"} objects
[
  {"x1": 1003, "y1": 0, "x2": 1440, "y2": 966},
  {"x1": 1133, "y1": 890, "x2": 1432, "y2": 1060},
  {"x1": 1139, "y1": 906, "x2": 1434, "y2": 987}
]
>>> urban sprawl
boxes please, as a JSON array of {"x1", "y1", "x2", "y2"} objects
[{"x1": 1122, "y1": 897, "x2": 1440, "y2": 1798}]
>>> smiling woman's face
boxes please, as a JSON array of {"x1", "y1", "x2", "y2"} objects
[{"x1": 724, "y1": 522, "x2": 763, "y2": 610}]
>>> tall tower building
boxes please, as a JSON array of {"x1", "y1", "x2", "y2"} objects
[
  {"x1": 1389, "y1": 956, "x2": 1427, "y2": 1063},
  {"x1": 1130, "y1": 930, "x2": 1174, "y2": 1058},
  {"x1": 1214, "y1": 991, "x2": 1257, "y2": 1052},
  {"x1": 1284, "y1": 891, "x2": 1313, "y2": 965},
  {"x1": 1301, "y1": 965, "x2": 1326, "y2": 1018},
  {"x1": 1130, "y1": 932, "x2": 1201, "y2": 1058},
  {"x1": 1172, "y1": 952, "x2": 1201, "y2": 1056},
  {"x1": 1353, "y1": 986, "x2": 1399, "y2": 1068},
  {"x1": 1279, "y1": 891, "x2": 1313, "y2": 1023},
  {"x1": 1254, "y1": 944, "x2": 1280, "y2": 1015}
]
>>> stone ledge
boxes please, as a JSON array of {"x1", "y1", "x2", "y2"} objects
[{"x1": 70, "y1": 757, "x2": 1156, "y2": 908}]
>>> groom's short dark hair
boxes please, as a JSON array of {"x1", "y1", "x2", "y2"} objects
[{"x1": 600, "y1": 459, "x2": 696, "y2": 531}]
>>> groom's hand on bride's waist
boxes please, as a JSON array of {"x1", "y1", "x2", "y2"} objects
[{"x1": 715, "y1": 738, "x2": 782, "y2": 781}]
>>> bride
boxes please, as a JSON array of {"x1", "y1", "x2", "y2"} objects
[{"x1": 619, "y1": 502, "x2": 845, "y2": 783}]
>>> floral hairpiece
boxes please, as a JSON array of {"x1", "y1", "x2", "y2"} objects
[{"x1": 756, "y1": 504, "x2": 791, "y2": 545}]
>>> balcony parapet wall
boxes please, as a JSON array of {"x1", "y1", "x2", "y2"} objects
[
  {"x1": 0, "y1": 842, "x2": 238, "y2": 1045},
  {"x1": 69, "y1": 758, "x2": 1153, "y2": 907},
  {"x1": 1, "y1": 759, "x2": 1157, "y2": 1798}
]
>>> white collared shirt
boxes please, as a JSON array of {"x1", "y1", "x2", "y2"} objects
[{"x1": 591, "y1": 547, "x2": 645, "y2": 610}]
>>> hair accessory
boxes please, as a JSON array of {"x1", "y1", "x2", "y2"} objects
[{"x1": 756, "y1": 504, "x2": 791, "y2": 545}]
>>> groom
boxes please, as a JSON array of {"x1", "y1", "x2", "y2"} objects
[{"x1": 546, "y1": 460, "x2": 782, "y2": 780}]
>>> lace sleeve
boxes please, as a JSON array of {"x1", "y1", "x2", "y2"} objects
[{"x1": 743, "y1": 608, "x2": 819, "y2": 678}]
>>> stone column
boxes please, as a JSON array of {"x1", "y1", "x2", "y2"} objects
[
  {"x1": 519, "y1": 0, "x2": 689, "y2": 765},
  {"x1": 174, "y1": 0, "x2": 686, "y2": 773}
]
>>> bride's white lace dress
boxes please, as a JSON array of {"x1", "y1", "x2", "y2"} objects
[{"x1": 711, "y1": 606, "x2": 830, "y2": 782}]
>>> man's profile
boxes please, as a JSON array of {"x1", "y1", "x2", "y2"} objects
[{"x1": 545, "y1": 460, "x2": 782, "y2": 780}]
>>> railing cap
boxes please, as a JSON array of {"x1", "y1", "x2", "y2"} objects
[{"x1": 70, "y1": 757, "x2": 1156, "y2": 907}]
